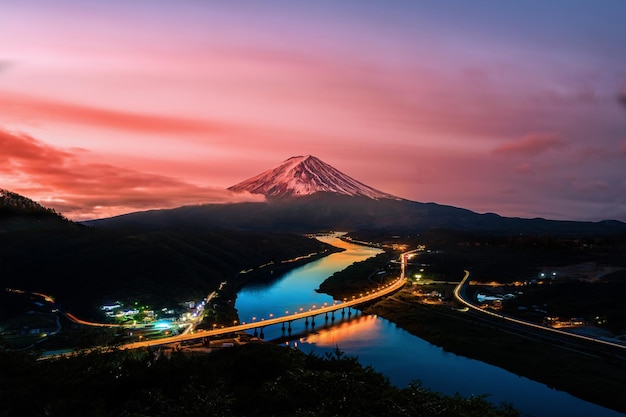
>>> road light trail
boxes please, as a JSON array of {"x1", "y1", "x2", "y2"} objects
[{"x1": 454, "y1": 270, "x2": 626, "y2": 350}]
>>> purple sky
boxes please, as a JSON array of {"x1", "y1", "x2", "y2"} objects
[{"x1": 1, "y1": 1, "x2": 625, "y2": 221}]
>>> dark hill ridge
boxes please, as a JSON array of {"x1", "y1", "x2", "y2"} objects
[
  {"x1": 0, "y1": 188, "x2": 71, "y2": 232},
  {"x1": 88, "y1": 155, "x2": 626, "y2": 236},
  {"x1": 0, "y1": 189, "x2": 67, "y2": 216},
  {"x1": 89, "y1": 192, "x2": 626, "y2": 236}
]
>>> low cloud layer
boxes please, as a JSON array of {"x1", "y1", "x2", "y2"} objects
[{"x1": 0, "y1": 128, "x2": 265, "y2": 220}]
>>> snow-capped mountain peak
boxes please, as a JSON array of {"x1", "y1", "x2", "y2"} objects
[{"x1": 228, "y1": 155, "x2": 399, "y2": 200}]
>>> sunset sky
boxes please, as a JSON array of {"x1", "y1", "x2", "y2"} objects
[{"x1": 2, "y1": 1, "x2": 626, "y2": 221}]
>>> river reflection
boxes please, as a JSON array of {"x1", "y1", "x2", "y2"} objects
[
  {"x1": 235, "y1": 235, "x2": 624, "y2": 417},
  {"x1": 236, "y1": 235, "x2": 382, "y2": 325},
  {"x1": 299, "y1": 313, "x2": 381, "y2": 346}
]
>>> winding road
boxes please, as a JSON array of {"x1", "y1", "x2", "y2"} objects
[{"x1": 454, "y1": 270, "x2": 626, "y2": 353}]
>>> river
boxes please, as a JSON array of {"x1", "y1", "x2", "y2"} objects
[{"x1": 234, "y1": 235, "x2": 624, "y2": 417}]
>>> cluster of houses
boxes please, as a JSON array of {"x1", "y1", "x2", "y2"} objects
[
  {"x1": 99, "y1": 300, "x2": 197, "y2": 325},
  {"x1": 543, "y1": 316, "x2": 586, "y2": 328}
]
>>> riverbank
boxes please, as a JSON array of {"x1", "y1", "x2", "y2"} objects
[
  {"x1": 368, "y1": 290, "x2": 626, "y2": 414},
  {"x1": 318, "y1": 255, "x2": 626, "y2": 414}
]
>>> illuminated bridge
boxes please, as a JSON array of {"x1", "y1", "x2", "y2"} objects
[
  {"x1": 117, "y1": 275, "x2": 407, "y2": 351},
  {"x1": 39, "y1": 250, "x2": 413, "y2": 359}
]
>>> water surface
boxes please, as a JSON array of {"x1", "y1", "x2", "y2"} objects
[{"x1": 235, "y1": 235, "x2": 624, "y2": 417}]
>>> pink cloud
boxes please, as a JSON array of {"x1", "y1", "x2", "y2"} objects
[
  {"x1": 0, "y1": 128, "x2": 264, "y2": 220},
  {"x1": 492, "y1": 133, "x2": 567, "y2": 157},
  {"x1": 0, "y1": 129, "x2": 71, "y2": 164},
  {"x1": 0, "y1": 91, "x2": 236, "y2": 135}
]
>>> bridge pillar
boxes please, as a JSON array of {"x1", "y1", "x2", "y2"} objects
[
  {"x1": 325, "y1": 312, "x2": 329, "y2": 322},
  {"x1": 311, "y1": 316, "x2": 315, "y2": 327},
  {"x1": 305, "y1": 317, "x2": 309, "y2": 326},
  {"x1": 253, "y1": 328, "x2": 258, "y2": 337},
  {"x1": 341, "y1": 308, "x2": 345, "y2": 316},
  {"x1": 259, "y1": 328, "x2": 265, "y2": 339}
]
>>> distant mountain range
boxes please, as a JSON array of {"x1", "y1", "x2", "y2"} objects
[{"x1": 88, "y1": 156, "x2": 626, "y2": 236}]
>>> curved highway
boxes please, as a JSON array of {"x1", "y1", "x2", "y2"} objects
[{"x1": 454, "y1": 270, "x2": 626, "y2": 351}]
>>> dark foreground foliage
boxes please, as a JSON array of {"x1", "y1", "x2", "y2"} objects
[{"x1": 0, "y1": 343, "x2": 519, "y2": 417}]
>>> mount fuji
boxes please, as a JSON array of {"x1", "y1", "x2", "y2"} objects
[
  {"x1": 87, "y1": 156, "x2": 626, "y2": 235},
  {"x1": 228, "y1": 155, "x2": 399, "y2": 200}
]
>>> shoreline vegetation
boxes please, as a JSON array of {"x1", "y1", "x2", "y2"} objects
[{"x1": 318, "y1": 252, "x2": 626, "y2": 414}]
